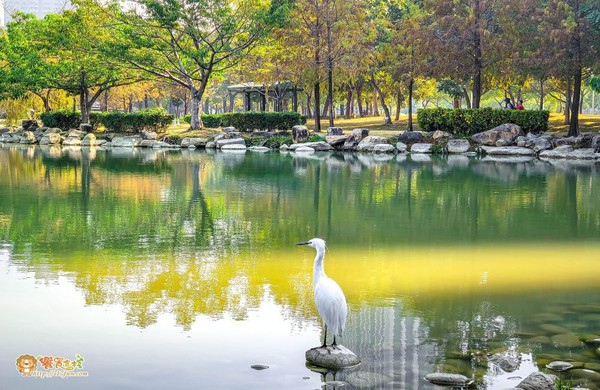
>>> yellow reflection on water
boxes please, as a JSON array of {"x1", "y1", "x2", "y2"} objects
[{"x1": 15, "y1": 243, "x2": 599, "y2": 330}]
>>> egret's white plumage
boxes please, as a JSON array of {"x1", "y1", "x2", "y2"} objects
[{"x1": 297, "y1": 238, "x2": 347, "y2": 347}]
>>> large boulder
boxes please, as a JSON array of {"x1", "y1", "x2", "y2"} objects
[
  {"x1": 516, "y1": 372, "x2": 557, "y2": 390},
  {"x1": 555, "y1": 136, "x2": 583, "y2": 147},
  {"x1": 326, "y1": 135, "x2": 351, "y2": 148},
  {"x1": 539, "y1": 145, "x2": 573, "y2": 159},
  {"x1": 39, "y1": 133, "x2": 62, "y2": 145},
  {"x1": 111, "y1": 136, "x2": 142, "y2": 147},
  {"x1": 352, "y1": 128, "x2": 369, "y2": 142},
  {"x1": 592, "y1": 135, "x2": 600, "y2": 151},
  {"x1": 410, "y1": 143, "x2": 433, "y2": 153},
  {"x1": 79, "y1": 123, "x2": 93, "y2": 133},
  {"x1": 216, "y1": 138, "x2": 245, "y2": 149},
  {"x1": 447, "y1": 139, "x2": 470, "y2": 154},
  {"x1": 373, "y1": 144, "x2": 396, "y2": 154},
  {"x1": 19, "y1": 131, "x2": 37, "y2": 144},
  {"x1": 356, "y1": 136, "x2": 389, "y2": 152},
  {"x1": 292, "y1": 125, "x2": 309, "y2": 143},
  {"x1": 396, "y1": 142, "x2": 408, "y2": 153},
  {"x1": 480, "y1": 146, "x2": 535, "y2": 156},
  {"x1": 424, "y1": 373, "x2": 472, "y2": 387},
  {"x1": 398, "y1": 131, "x2": 424, "y2": 144},
  {"x1": 471, "y1": 123, "x2": 523, "y2": 146},
  {"x1": 431, "y1": 130, "x2": 452, "y2": 141},
  {"x1": 140, "y1": 130, "x2": 158, "y2": 140},
  {"x1": 532, "y1": 138, "x2": 552, "y2": 152},
  {"x1": 327, "y1": 127, "x2": 344, "y2": 135},
  {"x1": 21, "y1": 119, "x2": 39, "y2": 131},
  {"x1": 289, "y1": 141, "x2": 332, "y2": 151},
  {"x1": 305, "y1": 345, "x2": 360, "y2": 369},
  {"x1": 0, "y1": 126, "x2": 11, "y2": 134},
  {"x1": 221, "y1": 144, "x2": 247, "y2": 151},
  {"x1": 62, "y1": 136, "x2": 82, "y2": 146},
  {"x1": 81, "y1": 133, "x2": 98, "y2": 146},
  {"x1": 181, "y1": 137, "x2": 208, "y2": 148}
]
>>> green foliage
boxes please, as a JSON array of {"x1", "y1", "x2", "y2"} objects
[
  {"x1": 95, "y1": 108, "x2": 174, "y2": 133},
  {"x1": 417, "y1": 108, "x2": 550, "y2": 136},
  {"x1": 262, "y1": 135, "x2": 293, "y2": 148},
  {"x1": 40, "y1": 110, "x2": 99, "y2": 130},
  {"x1": 181, "y1": 114, "x2": 223, "y2": 128},
  {"x1": 220, "y1": 112, "x2": 305, "y2": 131}
]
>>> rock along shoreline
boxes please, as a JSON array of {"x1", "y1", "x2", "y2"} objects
[{"x1": 1, "y1": 122, "x2": 599, "y2": 162}]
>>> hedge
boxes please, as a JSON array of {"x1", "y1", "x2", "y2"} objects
[
  {"x1": 41, "y1": 108, "x2": 174, "y2": 133},
  {"x1": 182, "y1": 114, "x2": 222, "y2": 128},
  {"x1": 41, "y1": 110, "x2": 99, "y2": 131},
  {"x1": 416, "y1": 108, "x2": 550, "y2": 136},
  {"x1": 182, "y1": 111, "x2": 306, "y2": 131},
  {"x1": 95, "y1": 108, "x2": 174, "y2": 133}
]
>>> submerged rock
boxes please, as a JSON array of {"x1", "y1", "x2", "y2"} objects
[
  {"x1": 517, "y1": 372, "x2": 557, "y2": 390},
  {"x1": 489, "y1": 353, "x2": 520, "y2": 372},
  {"x1": 346, "y1": 371, "x2": 390, "y2": 388},
  {"x1": 424, "y1": 373, "x2": 472, "y2": 387},
  {"x1": 250, "y1": 364, "x2": 269, "y2": 370},
  {"x1": 305, "y1": 345, "x2": 360, "y2": 369},
  {"x1": 546, "y1": 361, "x2": 574, "y2": 372}
]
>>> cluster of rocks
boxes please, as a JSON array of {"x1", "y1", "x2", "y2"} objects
[{"x1": 2, "y1": 120, "x2": 599, "y2": 162}]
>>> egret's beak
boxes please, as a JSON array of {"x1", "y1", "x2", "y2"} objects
[{"x1": 296, "y1": 241, "x2": 309, "y2": 246}]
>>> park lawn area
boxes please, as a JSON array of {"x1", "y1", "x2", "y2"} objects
[
  {"x1": 305, "y1": 116, "x2": 416, "y2": 136},
  {"x1": 547, "y1": 113, "x2": 600, "y2": 135}
]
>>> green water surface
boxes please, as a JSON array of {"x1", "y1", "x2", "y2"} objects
[{"x1": 0, "y1": 145, "x2": 599, "y2": 389}]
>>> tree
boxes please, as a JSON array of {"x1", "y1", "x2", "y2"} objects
[{"x1": 93, "y1": 0, "x2": 289, "y2": 129}]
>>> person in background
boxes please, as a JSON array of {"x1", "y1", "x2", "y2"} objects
[
  {"x1": 516, "y1": 100, "x2": 524, "y2": 110},
  {"x1": 504, "y1": 98, "x2": 515, "y2": 109}
]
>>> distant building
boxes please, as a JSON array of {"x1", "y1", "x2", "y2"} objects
[{"x1": 1, "y1": 0, "x2": 72, "y2": 26}]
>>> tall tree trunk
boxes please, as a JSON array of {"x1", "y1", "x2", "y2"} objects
[
  {"x1": 345, "y1": 84, "x2": 353, "y2": 118},
  {"x1": 462, "y1": 87, "x2": 472, "y2": 109},
  {"x1": 326, "y1": 13, "x2": 334, "y2": 128},
  {"x1": 103, "y1": 90, "x2": 109, "y2": 112},
  {"x1": 407, "y1": 78, "x2": 414, "y2": 132},
  {"x1": 569, "y1": 69, "x2": 582, "y2": 136},
  {"x1": 539, "y1": 78, "x2": 545, "y2": 110},
  {"x1": 356, "y1": 82, "x2": 364, "y2": 116},
  {"x1": 395, "y1": 89, "x2": 402, "y2": 121},
  {"x1": 321, "y1": 94, "x2": 331, "y2": 118},
  {"x1": 189, "y1": 86, "x2": 204, "y2": 129},
  {"x1": 144, "y1": 93, "x2": 149, "y2": 109},
  {"x1": 370, "y1": 74, "x2": 391, "y2": 124},
  {"x1": 472, "y1": 0, "x2": 483, "y2": 108},
  {"x1": 565, "y1": 75, "x2": 572, "y2": 125},
  {"x1": 314, "y1": 82, "x2": 321, "y2": 132},
  {"x1": 372, "y1": 89, "x2": 380, "y2": 116}
]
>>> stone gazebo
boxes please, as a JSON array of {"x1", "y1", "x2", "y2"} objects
[{"x1": 226, "y1": 82, "x2": 302, "y2": 112}]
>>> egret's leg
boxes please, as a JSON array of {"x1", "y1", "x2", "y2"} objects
[
  {"x1": 332, "y1": 336, "x2": 337, "y2": 347},
  {"x1": 322, "y1": 325, "x2": 328, "y2": 348}
]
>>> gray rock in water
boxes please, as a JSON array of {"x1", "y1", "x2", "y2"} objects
[
  {"x1": 181, "y1": 137, "x2": 208, "y2": 148},
  {"x1": 471, "y1": 123, "x2": 523, "y2": 146},
  {"x1": 489, "y1": 353, "x2": 520, "y2": 372},
  {"x1": 424, "y1": 373, "x2": 472, "y2": 386},
  {"x1": 205, "y1": 141, "x2": 216, "y2": 149},
  {"x1": 447, "y1": 139, "x2": 470, "y2": 154},
  {"x1": 216, "y1": 138, "x2": 245, "y2": 148},
  {"x1": 290, "y1": 141, "x2": 332, "y2": 151},
  {"x1": 584, "y1": 338, "x2": 600, "y2": 347},
  {"x1": 19, "y1": 131, "x2": 37, "y2": 144},
  {"x1": 517, "y1": 372, "x2": 557, "y2": 390},
  {"x1": 222, "y1": 126, "x2": 238, "y2": 133},
  {"x1": 295, "y1": 146, "x2": 315, "y2": 153},
  {"x1": 592, "y1": 135, "x2": 600, "y2": 151},
  {"x1": 410, "y1": 143, "x2": 433, "y2": 154},
  {"x1": 356, "y1": 136, "x2": 389, "y2": 152},
  {"x1": 346, "y1": 371, "x2": 391, "y2": 388},
  {"x1": 250, "y1": 364, "x2": 269, "y2": 370},
  {"x1": 305, "y1": 345, "x2": 360, "y2": 369},
  {"x1": 39, "y1": 133, "x2": 62, "y2": 145},
  {"x1": 568, "y1": 148, "x2": 597, "y2": 160},
  {"x1": 81, "y1": 133, "x2": 98, "y2": 146},
  {"x1": 62, "y1": 136, "x2": 82, "y2": 146},
  {"x1": 373, "y1": 144, "x2": 396, "y2": 154},
  {"x1": 546, "y1": 361, "x2": 573, "y2": 372},
  {"x1": 532, "y1": 138, "x2": 552, "y2": 152},
  {"x1": 480, "y1": 146, "x2": 534, "y2": 156},
  {"x1": 111, "y1": 136, "x2": 141, "y2": 148},
  {"x1": 221, "y1": 144, "x2": 247, "y2": 151},
  {"x1": 247, "y1": 146, "x2": 270, "y2": 152},
  {"x1": 396, "y1": 142, "x2": 407, "y2": 153},
  {"x1": 555, "y1": 136, "x2": 583, "y2": 147},
  {"x1": 140, "y1": 130, "x2": 158, "y2": 140},
  {"x1": 398, "y1": 131, "x2": 423, "y2": 144}
]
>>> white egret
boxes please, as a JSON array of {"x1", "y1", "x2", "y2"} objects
[{"x1": 297, "y1": 238, "x2": 347, "y2": 348}]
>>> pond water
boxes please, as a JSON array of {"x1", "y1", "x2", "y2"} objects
[{"x1": 0, "y1": 144, "x2": 599, "y2": 390}]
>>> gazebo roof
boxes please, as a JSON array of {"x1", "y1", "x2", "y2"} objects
[{"x1": 227, "y1": 81, "x2": 302, "y2": 93}]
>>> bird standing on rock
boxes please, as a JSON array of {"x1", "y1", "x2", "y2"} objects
[{"x1": 297, "y1": 238, "x2": 347, "y2": 348}]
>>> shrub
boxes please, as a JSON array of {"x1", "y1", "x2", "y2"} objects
[
  {"x1": 40, "y1": 110, "x2": 82, "y2": 130},
  {"x1": 95, "y1": 108, "x2": 174, "y2": 133},
  {"x1": 221, "y1": 111, "x2": 305, "y2": 131},
  {"x1": 417, "y1": 108, "x2": 549, "y2": 136},
  {"x1": 181, "y1": 114, "x2": 223, "y2": 128}
]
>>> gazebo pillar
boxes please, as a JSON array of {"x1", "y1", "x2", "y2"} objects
[
  {"x1": 260, "y1": 94, "x2": 267, "y2": 112},
  {"x1": 245, "y1": 92, "x2": 251, "y2": 111},
  {"x1": 228, "y1": 92, "x2": 234, "y2": 112}
]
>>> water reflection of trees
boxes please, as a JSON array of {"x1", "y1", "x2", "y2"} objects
[{"x1": 1, "y1": 146, "x2": 599, "y2": 331}]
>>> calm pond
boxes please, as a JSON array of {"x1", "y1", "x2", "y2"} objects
[{"x1": 1, "y1": 145, "x2": 599, "y2": 389}]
